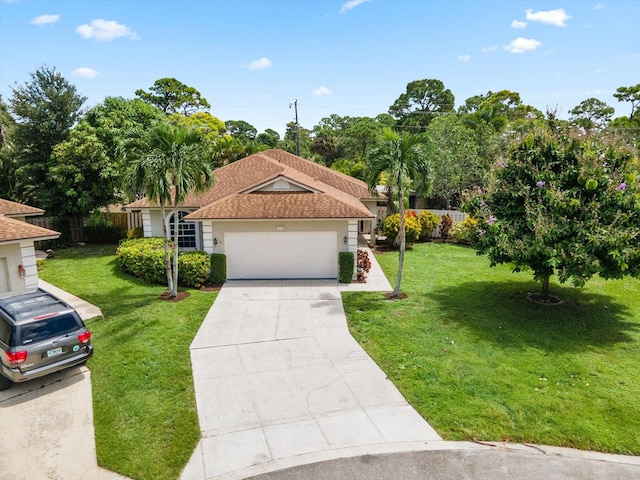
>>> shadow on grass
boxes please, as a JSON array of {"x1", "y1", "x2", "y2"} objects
[{"x1": 426, "y1": 279, "x2": 638, "y2": 353}]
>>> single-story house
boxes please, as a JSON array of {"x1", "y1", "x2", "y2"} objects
[
  {"x1": 0, "y1": 199, "x2": 60, "y2": 297},
  {"x1": 125, "y1": 149, "x2": 381, "y2": 279}
]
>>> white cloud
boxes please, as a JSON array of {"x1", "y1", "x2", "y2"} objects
[
  {"x1": 594, "y1": 3, "x2": 605, "y2": 10},
  {"x1": 525, "y1": 8, "x2": 571, "y2": 27},
  {"x1": 481, "y1": 45, "x2": 498, "y2": 53},
  {"x1": 72, "y1": 67, "x2": 100, "y2": 79},
  {"x1": 504, "y1": 37, "x2": 542, "y2": 54},
  {"x1": 340, "y1": 0, "x2": 373, "y2": 14},
  {"x1": 511, "y1": 20, "x2": 527, "y2": 29},
  {"x1": 312, "y1": 86, "x2": 332, "y2": 96},
  {"x1": 457, "y1": 54, "x2": 471, "y2": 62},
  {"x1": 30, "y1": 14, "x2": 60, "y2": 26},
  {"x1": 245, "y1": 57, "x2": 272, "y2": 70},
  {"x1": 76, "y1": 19, "x2": 138, "y2": 41}
]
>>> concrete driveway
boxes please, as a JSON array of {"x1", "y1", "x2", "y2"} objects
[
  {"x1": 182, "y1": 280, "x2": 441, "y2": 479},
  {"x1": 0, "y1": 367, "x2": 128, "y2": 480}
]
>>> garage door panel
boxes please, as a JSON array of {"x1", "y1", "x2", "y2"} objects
[{"x1": 225, "y1": 232, "x2": 337, "y2": 279}]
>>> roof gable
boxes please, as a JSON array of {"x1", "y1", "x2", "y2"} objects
[
  {"x1": 125, "y1": 149, "x2": 377, "y2": 220},
  {"x1": 0, "y1": 198, "x2": 45, "y2": 217},
  {"x1": 0, "y1": 216, "x2": 60, "y2": 244}
]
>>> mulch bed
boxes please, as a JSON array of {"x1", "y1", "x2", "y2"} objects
[
  {"x1": 198, "y1": 282, "x2": 224, "y2": 292},
  {"x1": 383, "y1": 292, "x2": 408, "y2": 300},
  {"x1": 159, "y1": 291, "x2": 191, "y2": 302}
]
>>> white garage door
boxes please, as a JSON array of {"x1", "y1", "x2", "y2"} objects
[{"x1": 225, "y1": 231, "x2": 337, "y2": 279}]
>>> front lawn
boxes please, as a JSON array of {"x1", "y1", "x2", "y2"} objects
[
  {"x1": 343, "y1": 242, "x2": 640, "y2": 455},
  {"x1": 38, "y1": 245, "x2": 216, "y2": 480}
]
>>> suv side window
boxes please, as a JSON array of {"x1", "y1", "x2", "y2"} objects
[
  {"x1": 0, "y1": 317, "x2": 11, "y2": 346},
  {"x1": 18, "y1": 313, "x2": 81, "y2": 345}
]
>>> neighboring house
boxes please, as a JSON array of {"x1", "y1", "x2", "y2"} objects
[
  {"x1": 0, "y1": 199, "x2": 60, "y2": 297},
  {"x1": 125, "y1": 149, "x2": 380, "y2": 280}
]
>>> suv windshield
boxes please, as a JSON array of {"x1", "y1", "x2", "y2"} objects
[{"x1": 18, "y1": 314, "x2": 80, "y2": 345}]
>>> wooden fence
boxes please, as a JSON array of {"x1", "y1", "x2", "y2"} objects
[{"x1": 26, "y1": 212, "x2": 141, "y2": 248}]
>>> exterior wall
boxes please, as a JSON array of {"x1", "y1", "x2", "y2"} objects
[
  {"x1": 200, "y1": 220, "x2": 351, "y2": 256},
  {"x1": 20, "y1": 242, "x2": 38, "y2": 291},
  {"x1": 142, "y1": 209, "x2": 202, "y2": 249},
  {"x1": 359, "y1": 200, "x2": 378, "y2": 234},
  {"x1": 0, "y1": 242, "x2": 35, "y2": 298}
]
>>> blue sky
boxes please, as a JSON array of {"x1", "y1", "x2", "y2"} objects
[{"x1": 1, "y1": 0, "x2": 638, "y2": 135}]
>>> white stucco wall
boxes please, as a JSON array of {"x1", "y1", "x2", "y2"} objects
[{"x1": 0, "y1": 241, "x2": 38, "y2": 297}]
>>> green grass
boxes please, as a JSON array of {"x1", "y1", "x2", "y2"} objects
[
  {"x1": 38, "y1": 245, "x2": 217, "y2": 480},
  {"x1": 343, "y1": 242, "x2": 640, "y2": 455}
]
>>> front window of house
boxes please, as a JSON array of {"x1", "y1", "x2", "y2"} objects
[{"x1": 168, "y1": 211, "x2": 197, "y2": 249}]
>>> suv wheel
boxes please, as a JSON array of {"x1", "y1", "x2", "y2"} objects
[{"x1": 0, "y1": 374, "x2": 12, "y2": 391}]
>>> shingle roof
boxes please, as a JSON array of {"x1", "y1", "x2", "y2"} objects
[
  {"x1": 0, "y1": 198, "x2": 45, "y2": 217},
  {"x1": 126, "y1": 149, "x2": 377, "y2": 220},
  {"x1": 0, "y1": 216, "x2": 60, "y2": 243}
]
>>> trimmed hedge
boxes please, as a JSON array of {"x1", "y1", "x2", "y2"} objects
[
  {"x1": 179, "y1": 251, "x2": 211, "y2": 287},
  {"x1": 117, "y1": 238, "x2": 168, "y2": 284},
  {"x1": 116, "y1": 238, "x2": 211, "y2": 288},
  {"x1": 210, "y1": 253, "x2": 226, "y2": 283},
  {"x1": 338, "y1": 251, "x2": 354, "y2": 283}
]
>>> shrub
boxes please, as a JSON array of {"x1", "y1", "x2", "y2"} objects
[
  {"x1": 451, "y1": 216, "x2": 478, "y2": 244},
  {"x1": 440, "y1": 214, "x2": 453, "y2": 240},
  {"x1": 357, "y1": 248, "x2": 372, "y2": 282},
  {"x1": 417, "y1": 210, "x2": 441, "y2": 241},
  {"x1": 117, "y1": 238, "x2": 214, "y2": 288},
  {"x1": 338, "y1": 252, "x2": 355, "y2": 283},
  {"x1": 210, "y1": 254, "x2": 226, "y2": 284},
  {"x1": 178, "y1": 251, "x2": 210, "y2": 287},
  {"x1": 116, "y1": 237, "x2": 167, "y2": 284},
  {"x1": 382, "y1": 213, "x2": 422, "y2": 245},
  {"x1": 85, "y1": 225, "x2": 126, "y2": 244},
  {"x1": 128, "y1": 227, "x2": 144, "y2": 239}
]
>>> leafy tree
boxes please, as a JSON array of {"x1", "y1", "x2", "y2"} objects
[
  {"x1": 50, "y1": 97, "x2": 166, "y2": 213},
  {"x1": 0, "y1": 97, "x2": 18, "y2": 200},
  {"x1": 613, "y1": 84, "x2": 640, "y2": 119},
  {"x1": 311, "y1": 129, "x2": 341, "y2": 166},
  {"x1": 9, "y1": 66, "x2": 86, "y2": 211},
  {"x1": 569, "y1": 97, "x2": 614, "y2": 129},
  {"x1": 464, "y1": 125, "x2": 640, "y2": 301},
  {"x1": 283, "y1": 121, "x2": 312, "y2": 157},
  {"x1": 120, "y1": 124, "x2": 214, "y2": 297},
  {"x1": 388, "y1": 79, "x2": 454, "y2": 131},
  {"x1": 330, "y1": 157, "x2": 365, "y2": 180},
  {"x1": 365, "y1": 128, "x2": 431, "y2": 297},
  {"x1": 135, "y1": 78, "x2": 210, "y2": 116},
  {"x1": 169, "y1": 112, "x2": 225, "y2": 140},
  {"x1": 256, "y1": 128, "x2": 280, "y2": 148},
  {"x1": 425, "y1": 113, "x2": 484, "y2": 207},
  {"x1": 462, "y1": 90, "x2": 538, "y2": 133},
  {"x1": 225, "y1": 120, "x2": 257, "y2": 141},
  {"x1": 343, "y1": 116, "x2": 384, "y2": 159}
]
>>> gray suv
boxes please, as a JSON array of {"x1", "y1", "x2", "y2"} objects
[{"x1": 0, "y1": 289, "x2": 93, "y2": 390}]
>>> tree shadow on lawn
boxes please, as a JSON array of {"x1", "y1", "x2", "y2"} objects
[{"x1": 426, "y1": 279, "x2": 639, "y2": 353}]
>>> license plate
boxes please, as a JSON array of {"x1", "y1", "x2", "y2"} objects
[{"x1": 47, "y1": 347, "x2": 63, "y2": 357}]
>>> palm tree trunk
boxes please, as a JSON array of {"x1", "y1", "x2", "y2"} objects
[
  {"x1": 159, "y1": 202, "x2": 173, "y2": 295},
  {"x1": 393, "y1": 192, "x2": 406, "y2": 298},
  {"x1": 171, "y1": 195, "x2": 180, "y2": 298}
]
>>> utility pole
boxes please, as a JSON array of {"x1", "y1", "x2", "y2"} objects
[{"x1": 289, "y1": 99, "x2": 300, "y2": 156}]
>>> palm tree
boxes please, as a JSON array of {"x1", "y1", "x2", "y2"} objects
[
  {"x1": 365, "y1": 128, "x2": 431, "y2": 298},
  {"x1": 121, "y1": 123, "x2": 214, "y2": 297}
]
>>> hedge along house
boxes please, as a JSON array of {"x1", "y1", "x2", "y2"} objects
[
  {"x1": 0, "y1": 199, "x2": 60, "y2": 297},
  {"x1": 125, "y1": 149, "x2": 380, "y2": 280}
]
